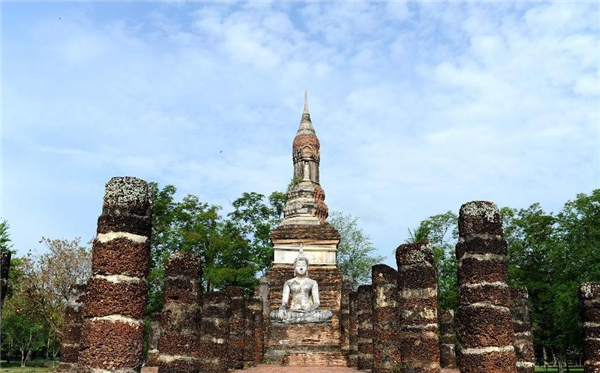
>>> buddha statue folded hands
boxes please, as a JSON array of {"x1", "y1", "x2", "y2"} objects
[{"x1": 270, "y1": 249, "x2": 333, "y2": 324}]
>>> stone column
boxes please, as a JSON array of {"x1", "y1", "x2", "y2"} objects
[
  {"x1": 455, "y1": 201, "x2": 516, "y2": 373},
  {"x1": 146, "y1": 312, "x2": 161, "y2": 367},
  {"x1": 511, "y1": 287, "x2": 535, "y2": 373},
  {"x1": 79, "y1": 177, "x2": 152, "y2": 373},
  {"x1": 157, "y1": 252, "x2": 203, "y2": 373},
  {"x1": 357, "y1": 284, "x2": 373, "y2": 371},
  {"x1": 580, "y1": 282, "x2": 600, "y2": 373},
  {"x1": 348, "y1": 290, "x2": 359, "y2": 367},
  {"x1": 372, "y1": 264, "x2": 401, "y2": 373},
  {"x1": 199, "y1": 291, "x2": 231, "y2": 373},
  {"x1": 341, "y1": 276, "x2": 353, "y2": 352},
  {"x1": 249, "y1": 296, "x2": 264, "y2": 365},
  {"x1": 227, "y1": 287, "x2": 246, "y2": 370},
  {"x1": 58, "y1": 284, "x2": 86, "y2": 372},
  {"x1": 396, "y1": 242, "x2": 440, "y2": 373},
  {"x1": 244, "y1": 295, "x2": 255, "y2": 366},
  {"x1": 0, "y1": 250, "x2": 11, "y2": 313},
  {"x1": 439, "y1": 309, "x2": 457, "y2": 369}
]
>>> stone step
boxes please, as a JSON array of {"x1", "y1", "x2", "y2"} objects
[{"x1": 282, "y1": 351, "x2": 348, "y2": 367}]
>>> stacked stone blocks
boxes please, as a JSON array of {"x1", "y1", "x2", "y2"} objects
[
  {"x1": 356, "y1": 284, "x2": 373, "y2": 371},
  {"x1": 396, "y1": 242, "x2": 441, "y2": 373},
  {"x1": 146, "y1": 312, "x2": 161, "y2": 367},
  {"x1": 79, "y1": 177, "x2": 152, "y2": 373},
  {"x1": 249, "y1": 296, "x2": 265, "y2": 365},
  {"x1": 227, "y1": 287, "x2": 246, "y2": 370},
  {"x1": 200, "y1": 291, "x2": 231, "y2": 372},
  {"x1": 455, "y1": 201, "x2": 516, "y2": 373},
  {"x1": 372, "y1": 264, "x2": 401, "y2": 373},
  {"x1": 580, "y1": 282, "x2": 600, "y2": 373},
  {"x1": 58, "y1": 284, "x2": 86, "y2": 372},
  {"x1": 511, "y1": 287, "x2": 535, "y2": 373},
  {"x1": 348, "y1": 290, "x2": 359, "y2": 367},
  {"x1": 157, "y1": 252, "x2": 203, "y2": 373},
  {"x1": 439, "y1": 309, "x2": 457, "y2": 369}
]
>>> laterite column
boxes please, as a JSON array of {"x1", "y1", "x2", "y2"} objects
[
  {"x1": 511, "y1": 287, "x2": 535, "y2": 373},
  {"x1": 157, "y1": 252, "x2": 203, "y2": 373},
  {"x1": 396, "y1": 242, "x2": 440, "y2": 373},
  {"x1": 455, "y1": 201, "x2": 516, "y2": 373},
  {"x1": 357, "y1": 284, "x2": 373, "y2": 371},
  {"x1": 341, "y1": 276, "x2": 353, "y2": 352},
  {"x1": 580, "y1": 282, "x2": 600, "y2": 373},
  {"x1": 349, "y1": 290, "x2": 359, "y2": 367},
  {"x1": 227, "y1": 287, "x2": 246, "y2": 370},
  {"x1": 439, "y1": 309, "x2": 457, "y2": 368},
  {"x1": 372, "y1": 264, "x2": 401, "y2": 373},
  {"x1": 249, "y1": 296, "x2": 264, "y2": 365},
  {"x1": 244, "y1": 296, "x2": 255, "y2": 366},
  {"x1": 199, "y1": 291, "x2": 231, "y2": 373},
  {"x1": 58, "y1": 284, "x2": 86, "y2": 372},
  {"x1": 79, "y1": 177, "x2": 152, "y2": 373}
]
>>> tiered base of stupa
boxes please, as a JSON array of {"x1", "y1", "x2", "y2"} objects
[{"x1": 264, "y1": 264, "x2": 346, "y2": 366}]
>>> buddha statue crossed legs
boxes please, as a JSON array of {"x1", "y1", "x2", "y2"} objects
[{"x1": 270, "y1": 249, "x2": 333, "y2": 324}]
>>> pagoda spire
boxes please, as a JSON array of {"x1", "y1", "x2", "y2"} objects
[{"x1": 298, "y1": 90, "x2": 315, "y2": 135}]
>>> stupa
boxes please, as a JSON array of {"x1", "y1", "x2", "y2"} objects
[{"x1": 264, "y1": 92, "x2": 346, "y2": 366}]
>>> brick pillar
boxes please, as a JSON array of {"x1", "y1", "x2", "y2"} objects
[
  {"x1": 249, "y1": 296, "x2": 264, "y2": 365},
  {"x1": 244, "y1": 295, "x2": 255, "y2": 366},
  {"x1": 580, "y1": 282, "x2": 600, "y2": 373},
  {"x1": 372, "y1": 264, "x2": 401, "y2": 373},
  {"x1": 58, "y1": 284, "x2": 86, "y2": 372},
  {"x1": 439, "y1": 309, "x2": 457, "y2": 368},
  {"x1": 341, "y1": 276, "x2": 353, "y2": 352},
  {"x1": 157, "y1": 252, "x2": 203, "y2": 373},
  {"x1": 227, "y1": 287, "x2": 246, "y2": 370},
  {"x1": 455, "y1": 201, "x2": 516, "y2": 373},
  {"x1": 348, "y1": 290, "x2": 359, "y2": 367},
  {"x1": 511, "y1": 287, "x2": 535, "y2": 373},
  {"x1": 146, "y1": 312, "x2": 161, "y2": 367},
  {"x1": 199, "y1": 291, "x2": 231, "y2": 373},
  {"x1": 0, "y1": 250, "x2": 11, "y2": 313},
  {"x1": 396, "y1": 242, "x2": 440, "y2": 373},
  {"x1": 357, "y1": 284, "x2": 373, "y2": 371},
  {"x1": 79, "y1": 177, "x2": 152, "y2": 373}
]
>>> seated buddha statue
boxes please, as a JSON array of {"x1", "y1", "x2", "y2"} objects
[{"x1": 270, "y1": 248, "x2": 333, "y2": 324}]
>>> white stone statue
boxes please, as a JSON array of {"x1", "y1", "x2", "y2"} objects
[{"x1": 270, "y1": 248, "x2": 333, "y2": 323}]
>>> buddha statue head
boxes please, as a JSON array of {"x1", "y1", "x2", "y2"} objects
[{"x1": 294, "y1": 247, "x2": 309, "y2": 277}]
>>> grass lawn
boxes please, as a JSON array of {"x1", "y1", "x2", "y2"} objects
[
  {"x1": 0, "y1": 359, "x2": 57, "y2": 372},
  {"x1": 535, "y1": 367, "x2": 584, "y2": 372}
]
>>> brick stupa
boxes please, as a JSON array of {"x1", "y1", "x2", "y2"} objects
[{"x1": 264, "y1": 92, "x2": 345, "y2": 366}]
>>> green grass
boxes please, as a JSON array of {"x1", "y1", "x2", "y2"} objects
[
  {"x1": 0, "y1": 359, "x2": 57, "y2": 373},
  {"x1": 535, "y1": 367, "x2": 584, "y2": 373}
]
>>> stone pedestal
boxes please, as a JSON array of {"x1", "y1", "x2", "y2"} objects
[{"x1": 265, "y1": 264, "x2": 345, "y2": 366}]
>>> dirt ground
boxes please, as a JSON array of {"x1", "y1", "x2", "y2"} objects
[{"x1": 142, "y1": 366, "x2": 460, "y2": 372}]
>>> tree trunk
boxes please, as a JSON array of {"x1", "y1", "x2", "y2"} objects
[{"x1": 20, "y1": 348, "x2": 26, "y2": 367}]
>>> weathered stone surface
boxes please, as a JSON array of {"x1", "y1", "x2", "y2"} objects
[
  {"x1": 79, "y1": 177, "x2": 152, "y2": 373},
  {"x1": 58, "y1": 284, "x2": 86, "y2": 372},
  {"x1": 511, "y1": 288, "x2": 535, "y2": 373},
  {"x1": 348, "y1": 291, "x2": 358, "y2": 367},
  {"x1": 146, "y1": 312, "x2": 161, "y2": 367},
  {"x1": 396, "y1": 242, "x2": 440, "y2": 373},
  {"x1": 250, "y1": 296, "x2": 265, "y2": 365},
  {"x1": 227, "y1": 287, "x2": 246, "y2": 370},
  {"x1": 340, "y1": 276, "x2": 353, "y2": 352},
  {"x1": 198, "y1": 291, "x2": 230, "y2": 373},
  {"x1": 455, "y1": 201, "x2": 516, "y2": 373},
  {"x1": 580, "y1": 282, "x2": 600, "y2": 373},
  {"x1": 439, "y1": 309, "x2": 457, "y2": 369},
  {"x1": 357, "y1": 284, "x2": 373, "y2": 371},
  {"x1": 157, "y1": 252, "x2": 203, "y2": 373},
  {"x1": 372, "y1": 264, "x2": 400, "y2": 373}
]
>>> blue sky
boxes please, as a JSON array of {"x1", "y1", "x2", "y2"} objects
[{"x1": 2, "y1": 1, "x2": 599, "y2": 267}]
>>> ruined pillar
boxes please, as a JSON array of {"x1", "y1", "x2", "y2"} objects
[
  {"x1": 455, "y1": 201, "x2": 516, "y2": 373},
  {"x1": 146, "y1": 312, "x2": 161, "y2": 367},
  {"x1": 227, "y1": 287, "x2": 246, "y2": 370},
  {"x1": 357, "y1": 284, "x2": 373, "y2": 371},
  {"x1": 372, "y1": 264, "x2": 401, "y2": 373},
  {"x1": 244, "y1": 295, "x2": 255, "y2": 366},
  {"x1": 199, "y1": 291, "x2": 231, "y2": 373},
  {"x1": 348, "y1": 290, "x2": 359, "y2": 367},
  {"x1": 580, "y1": 282, "x2": 600, "y2": 373},
  {"x1": 79, "y1": 177, "x2": 152, "y2": 373},
  {"x1": 341, "y1": 276, "x2": 353, "y2": 352},
  {"x1": 0, "y1": 250, "x2": 11, "y2": 313},
  {"x1": 396, "y1": 242, "x2": 440, "y2": 373},
  {"x1": 511, "y1": 287, "x2": 535, "y2": 373},
  {"x1": 439, "y1": 309, "x2": 457, "y2": 368},
  {"x1": 249, "y1": 296, "x2": 264, "y2": 365},
  {"x1": 58, "y1": 284, "x2": 86, "y2": 372},
  {"x1": 157, "y1": 252, "x2": 203, "y2": 373}
]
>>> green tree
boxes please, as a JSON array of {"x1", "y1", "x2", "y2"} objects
[{"x1": 329, "y1": 211, "x2": 384, "y2": 287}]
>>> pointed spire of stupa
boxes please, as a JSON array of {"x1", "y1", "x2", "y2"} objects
[{"x1": 298, "y1": 90, "x2": 315, "y2": 135}]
